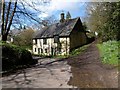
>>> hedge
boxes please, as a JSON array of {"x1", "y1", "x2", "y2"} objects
[{"x1": 1, "y1": 42, "x2": 37, "y2": 71}]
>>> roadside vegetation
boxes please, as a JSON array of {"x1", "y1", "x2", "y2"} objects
[
  {"x1": 1, "y1": 42, "x2": 37, "y2": 72},
  {"x1": 97, "y1": 40, "x2": 119, "y2": 66},
  {"x1": 69, "y1": 44, "x2": 90, "y2": 57},
  {"x1": 53, "y1": 44, "x2": 90, "y2": 59}
]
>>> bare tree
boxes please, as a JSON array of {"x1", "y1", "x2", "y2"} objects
[
  {"x1": 1, "y1": 0, "x2": 17, "y2": 41},
  {"x1": 1, "y1": 0, "x2": 50, "y2": 41}
]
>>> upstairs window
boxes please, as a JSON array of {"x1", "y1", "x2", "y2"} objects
[
  {"x1": 43, "y1": 38, "x2": 47, "y2": 44},
  {"x1": 54, "y1": 35, "x2": 59, "y2": 43},
  {"x1": 35, "y1": 39, "x2": 37, "y2": 44}
]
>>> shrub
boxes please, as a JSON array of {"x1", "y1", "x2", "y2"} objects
[{"x1": 1, "y1": 42, "x2": 37, "y2": 71}]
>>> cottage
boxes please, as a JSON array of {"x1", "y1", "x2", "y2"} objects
[{"x1": 33, "y1": 13, "x2": 88, "y2": 56}]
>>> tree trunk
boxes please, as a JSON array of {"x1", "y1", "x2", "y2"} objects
[
  {"x1": 1, "y1": 0, "x2": 5, "y2": 35},
  {"x1": 2, "y1": 34, "x2": 8, "y2": 41},
  {"x1": 1, "y1": 0, "x2": 17, "y2": 41}
]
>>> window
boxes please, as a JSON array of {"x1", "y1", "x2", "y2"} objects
[
  {"x1": 35, "y1": 39, "x2": 37, "y2": 44},
  {"x1": 43, "y1": 38, "x2": 47, "y2": 44},
  {"x1": 45, "y1": 49, "x2": 47, "y2": 53},
  {"x1": 38, "y1": 48, "x2": 43, "y2": 54},
  {"x1": 54, "y1": 35, "x2": 59, "y2": 43},
  {"x1": 41, "y1": 49, "x2": 43, "y2": 53},
  {"x1": 38, "y1": 48, "x2": 40, "y2": 54},
  {"x1": 35, "y1": 48, "x2": 36, "y2": 52},
  {"x1": 57, "y1": 43, "x2": 61, "y2": 53}
]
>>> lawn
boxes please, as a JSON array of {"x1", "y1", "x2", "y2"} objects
[{"x1": 97, "y1": 40, "x2": 119, "y2": 66}]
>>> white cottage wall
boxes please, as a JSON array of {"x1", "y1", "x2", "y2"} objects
[{"x1": 33, "y1": 37, "x2": 70, "y2": 56}]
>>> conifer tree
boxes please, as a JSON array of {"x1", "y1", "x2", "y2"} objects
[{"x1": 66, "y1": 11, "x2": 71, "y2": 20}]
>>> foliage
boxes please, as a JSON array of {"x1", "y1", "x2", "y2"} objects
[
  {"x1": 13, "y1": 28, "x2": 34, "y2": 49},
  {"x1": 66, "y1": 11, "x2": 71, "y2": 20},
  {"x1": 87, "y1": 2, "x2": 120, "y2": 41},
  {"x1": 97, "y1": 40, "x2": 119, "y2": 66},
  {"x1": 69, "y1": 44, "x2": 89, "y2": 57},
  {"x1": 1, "y1": 42, "x2": 37, "y2": 71}
]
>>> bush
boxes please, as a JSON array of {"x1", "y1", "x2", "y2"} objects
[{"x1": 1, "y1": 42, "x2": 37, "y2": 71}]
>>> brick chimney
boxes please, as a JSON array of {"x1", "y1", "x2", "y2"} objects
[{"x1": 60, "y1": 13, "x2": 65, "y2": 23}]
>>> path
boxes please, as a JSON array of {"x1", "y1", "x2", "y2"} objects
[
  {"x1": 1, "y1": 42, "x2": 118, "y2": 88},
  {"x1": 2, "y1": 58, "x2": 72, "y2": 88},
  {"x1": 67, "y1": 42, "x2": 118, "y2": 88}
]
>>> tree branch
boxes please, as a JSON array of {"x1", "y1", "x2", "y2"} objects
[
  {"x1": 1, "y1": 0, "x2": 5, "y2": 35},
  {"x1": 4, "y1": 1, "x2": 11, "y2": 32},
  {"x1": 6, "y1": 0, "x2": 17, "y2": 35}
]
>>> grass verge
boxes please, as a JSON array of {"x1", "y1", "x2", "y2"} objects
[
  {"x1": 53, "y1": 44, "x2": 90, "y2": 59},
  {"x1": 97, "y1": 40, "x2": 119, "y2": 66}
]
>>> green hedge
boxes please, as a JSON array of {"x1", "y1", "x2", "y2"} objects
[{"x1": 1, "y1": 42, "x2": 37, "y2": 71}]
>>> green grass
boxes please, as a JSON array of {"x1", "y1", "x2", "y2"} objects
[
  {"x1": 97, "y1": 40, "x2": 119, "y2": 66},
  {"x1": 69, "y1": 44, "x2": 90, "y2": 57}
]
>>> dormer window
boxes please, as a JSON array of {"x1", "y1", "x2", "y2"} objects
[
  {"x1": 54, "y1": 35, "x2": 59, "y2": 43},
  {"x1": 43, "y1": 38, "x2": 47, "y2": 44}
]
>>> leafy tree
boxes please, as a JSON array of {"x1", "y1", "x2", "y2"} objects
[
  {"x1": 13, "y1": 28, "x2": 35, "y2": 48},
  {"x1": 86, "y1": 2, "x2": 120, "y2": 41}
]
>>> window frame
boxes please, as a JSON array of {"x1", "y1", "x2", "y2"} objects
[
  {"x1": 54, "y1": 35, "x2": 59, "y2": 43},
  {"x1": 43, "y1": 38, "x2": 47, "y2": 44},
  {"x1": 35, "y1": 48, "x2": 36, "y2": 52},
  {"x1": 35, "y1": 39, "x2": 37, "y2": 44}
]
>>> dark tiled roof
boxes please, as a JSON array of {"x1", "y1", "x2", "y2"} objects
[{"x1": 33, "y1": 17, "x2": 80, "y2": 39}]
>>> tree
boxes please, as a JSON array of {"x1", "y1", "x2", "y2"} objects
[
  {"x1": 42, "y1": 15, "x2": 58, "y2": 26},
  {"x1": 86, "y1": 2, "x2": 120, "y2": 41},
  {"x1": 1, "y1": 0, "x2": 50, "y2": 41},
  {"x1": 82, "y1": 22, "x2": 87, "y2": 31},
  {"x1": 1, "y1": 0, "x2": 17, "y2": 41},
  {"x1": 13, "y1": 28, "x2": 35, "y2": 48},
  {"x1": 66, "y1": 11, "x2": 71, "y2": 20}
]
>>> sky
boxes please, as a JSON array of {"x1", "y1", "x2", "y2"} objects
[
  {"x1": 37, "y1": 0, "x2": 87, "y2": 20},
  {"x1": 19, "y1": 0, "x2": 89, "y2": 22},
  {"x1": 4, "y1": 0, "x2": 119, "y2": 30},
  {"x1": 24, "y1": 0, "x2": 119, "y2": 21}
]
